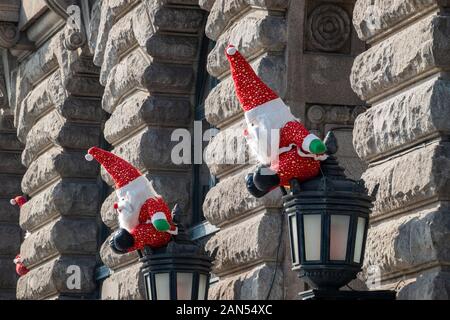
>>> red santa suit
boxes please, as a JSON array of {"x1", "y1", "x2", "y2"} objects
[
  {"x1": 85, "y1": 147, "x2": 177, "y2": 252},
  {"x1": 225, "y1": 45, "x2": 327, "y2": 187}
]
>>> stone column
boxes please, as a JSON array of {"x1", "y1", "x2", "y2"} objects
[
  {"x1": 351, "y1": 0, "x2": 450, "y2": 299},
  {"x1": 90, "y1": 0, "x2": 205, "y2": 299},
  {"x1": 0, "y1": 83, "x2": 24, "y2": 298},
  {"x1": 12, "y1": 31, "x2": 104, "y2": 299},
  {"x1": 200, "y1": 0, "x2": 288, "y2": 300},
  {"x1": 202, "y1": 0, "x2": 366, "y2": 299}
]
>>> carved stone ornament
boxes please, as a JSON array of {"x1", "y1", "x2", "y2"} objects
[
  {"x1": 307, "y1": 4, "x2": 351, "y2": 52},
  {"x1": 0, "y1": 22, "x2": 19, "y2": 49},
  {"x1": 44, "y1": 0, "x2": 88, "y2": 50}
]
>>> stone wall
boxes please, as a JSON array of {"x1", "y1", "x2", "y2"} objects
[
  {"x1": 89, "y1": 0, "x2": 206, "y2": 299},
  {"x1": 351, "y1": 0, "x2": 450, "y2": 299},
  {"x1": 201, "y1": 0, "x2": 366, "y2": 299}
]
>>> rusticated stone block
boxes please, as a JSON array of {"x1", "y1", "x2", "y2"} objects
[
  {"x1": 0, "y1": 258, "x2": 18, "y2": 289},
  {"x1": 143, "y1": 62, "x2": 194, "y2": 94},
  {"x1": 105, "y1": 128, "x2": 189, "y2": 175},
  {"x1": 397, "y1": 268, "x2": 450, "y2": 300},
  {"x1": 351, "y1": 14, "x2": 450, "y2": 102},
  {"x1": 102, "y1": 49, "x2": 149, "y2": 114},
  {"x1": 16, "y1": 71, "x2": 65, "y2": 142},
  {"x1": 365, "y1": 205, "x2": 450, "y2": 275},
  {"x1": 199, "y1": 0, "x2": 215, "y2": 11},
  {"x1": 207, "y1": 12, "x2": 286, "y2": 78},
  {"x1": 64, "y1": 75, "x2": 105, "y2": 97},
  {"x1": 0, "y1": 225, "x2": 21, "y2": 255},
  {"x1": 101, "y1": 173, "x2": 190, "y2": 228},
  {"x1": 353, "y1": 0, "x2": 449, "y2": 42},
  {"x1": 362, "y1": 142, "x2": 450, "y2": 217},
  {"x1": 146, "y1": 34, "x2": 199, "y2": 62},
  {"x1": 99, "y1": 5, "x2": 140, "y2": 86},
  {"x1": 209, "y1": 263, "x2": 283, "y2": 300},
  {"x1": 152, "y1": 7, "x2": 204, "y2": 33},
  {"x1": 203, "y1": 170, "x2": 282, "y2": 227},
  {"x1": 354, "y1": 78, "x2": 450, "y2": 162},
  {"x1": 17, "y1": 256, "x2": 96, "y2": 300},
  {"x1": 206, "y1": 213, "x2": 281, "y2": 275},
  {"x1": 58, "y1": 97, "x2": 103, "y2": 123},
  {"x1": 100, "y1": 234, "x2": 140, "y2": 270},
  {"x1": 104, "y1": 92, "x2": 190, "y2": 144},
  {"x1": 206, "y1": 0, "x2": 289, "y2": 40},
  {"x1": 204, "y1": 119, "x2": 250, "y2": 176},
  {"x1": 100, "y1": 263, "x2": 145, "y2": 300},
  {"x1": 205, "y1": 54, "x2": 286, "y2": 127},
  {"x1": 21, "y1": 148, "x2": 99, "y2": 195},
  {"x1": 22, "y1": 110, "x2": 101, "y2": 167},
  {"x1": 20, "y1": 181, "x2": 100, "y2": 232},
  {"x1": 21, "y1": 218, "x2": 98, "y2": 267}
]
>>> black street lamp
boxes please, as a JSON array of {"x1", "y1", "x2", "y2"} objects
[
  {"x1": 139, "y1": 205, "x2": 214, "y2": 300},
  {"x1": 284, "y1": 132, "x2": 395, "y2": 300}
]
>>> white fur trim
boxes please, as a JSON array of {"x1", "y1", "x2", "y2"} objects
[
  {"x1": 226, "y1": 46, "x2": 237, "y2": 55},
  {"x1": 244, "y1": 98, "x2": 296, "y2": 127},
  {"x1": 151, "y1": 212, "x2": 167, "y2": 223},
  {"x1": 116, "y1": 176, "x2": 159, "y2": 232},
  {"x1": 302, "y1": 134, "x2": 320, "y2": 153},
  {"x1": 167, "y1": 227, "x2": 178, "y2": 235},
  {"x1": 13, "y1": 257, "x2": 21, "y2": 264}
]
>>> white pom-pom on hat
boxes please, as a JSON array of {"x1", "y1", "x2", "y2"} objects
[
  {"x1": 85, "y1": 153, "x2": 94, "y2": 161},
  {"x1": 10, "y1": 199, "x2": 16, "y2": 206},
  {"x1": 226, "y1": 46, "x2": 237, "y2": 55}
]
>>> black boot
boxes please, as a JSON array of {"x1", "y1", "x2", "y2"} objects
[
  {"x1": 253, "y1": 165, "x2": 280, "y2": 193},
  {"x1": 110, "y1": 228, "x2": 134, "y2": 254},
  {"x1": 245, "y1": 172, "x2": 271, "y2": 198}
]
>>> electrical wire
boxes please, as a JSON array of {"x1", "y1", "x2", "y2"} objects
[{"x1": 265, "y1": 201, "x2": 285, "y2": 300}]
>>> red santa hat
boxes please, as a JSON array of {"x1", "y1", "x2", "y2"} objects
[
  {"x1": 225, "y1": 44, "x2": 279, "y2": 112},
  {"x1": 85, "y1": 147, "x2": 142, "y2": 189},
  {"x1": 10, "y1": 195, "x2": 27, "y2": 208}
]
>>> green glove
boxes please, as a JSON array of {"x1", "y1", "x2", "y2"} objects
[
  {"x1": 152, "y1": 212, "x2": 170, "y2": 231},
  {"x1": 309, "y1": 139, "x2": 326, "y2": 155}
]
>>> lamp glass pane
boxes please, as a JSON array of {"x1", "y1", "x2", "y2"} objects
[
  {"x1": 177, "y1": 273, "x2": 193, "y2": 300},
  {"x1": 289, "y1": 215, "x2": 299, "y2": 264},
  {"x1": 155, "y1": 273, "x2": 170, "y2": 300},
  {"x1": 303, "y1": 214, "x2": 322, "y2": 261},
  {"x1": 145, "y1": 275, "x2": 152, "y2": 300},
  {"x1": 330, "y1": 215, "x2": 350, "y2": 261},
  {"x1": 198, "y1": 274, "x2": 207, "y2": 300},
  {"x1": 353, "y1": 217, "x2": 366, "y2": 263}
]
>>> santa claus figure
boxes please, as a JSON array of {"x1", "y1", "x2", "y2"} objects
[
  {"x1": 225, "y1": 45, "x2": 328, "y2": 197},
  {"x1": 10, "y1": 195, "x2": 27, "y2": 208},
  {"x1": 85, "y1": 147, "x2": 177, "y2": 254},
  {"x1": 13, "y1": 255, "x2": 29, "y2": 276}
]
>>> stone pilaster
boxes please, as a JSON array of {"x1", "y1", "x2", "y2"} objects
[
  {"x1": 351, "y1": 0, "x2": 450, "y2": 299},
  {"x1": 10, "y1": 30, "x2": 104, "y2": 299},
  {"x1": 90, "y1": 0, "x2": 206, "y2": 299},
  {"x1": 201, "y1": 0, "x2": 288, "y2": 300},
  {"x1": 202, "y1": 0, "x2": 366, "y2": 299}
]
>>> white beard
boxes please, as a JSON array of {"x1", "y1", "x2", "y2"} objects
[
  {"x1": 245, "y1": 98, "x2": 297, "y2": 166},
  {"x1": 115, "y1": 176, "x2": 160, "y2": 232}
]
